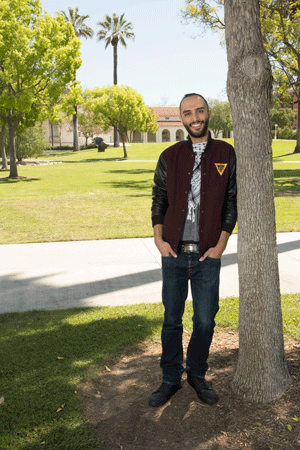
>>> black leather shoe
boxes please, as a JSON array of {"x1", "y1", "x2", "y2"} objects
[
  {"x1": 187, "y1": 371, "x2": 218, "y2": 405},
  {"x1": 148, "y1": 382, "x2": 181, "y2": 407}
]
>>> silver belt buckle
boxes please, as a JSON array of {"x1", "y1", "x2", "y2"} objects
[{"x1": 182, "y1": 243, "x2": 199, "y2": 253}]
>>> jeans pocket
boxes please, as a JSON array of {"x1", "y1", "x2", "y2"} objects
[{"x1": 206, "y1": 256, "x2": 220, "y2": 261}]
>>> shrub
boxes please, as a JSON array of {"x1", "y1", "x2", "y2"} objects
[
  {"x1": 277, "y1": 127, "x2": 297, "y2": 140},
  {"x1": 15, "y1": 124, "x2": 50, "y2": 161}
]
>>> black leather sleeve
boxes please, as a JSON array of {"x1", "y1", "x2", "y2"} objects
[
  {"x1": 151, "y1": 153, "x2": 168, "y2": 226},
  {"x1": 221, "y1": 153, "x2": 237, "y2": 234}
]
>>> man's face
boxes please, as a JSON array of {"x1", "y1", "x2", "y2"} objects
[{"x1": 180, "y1": 95, "x2": 211, "y2": 143}]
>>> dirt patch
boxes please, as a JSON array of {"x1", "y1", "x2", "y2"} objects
[{"x1": 80, "y1": 330, "x2": 300, "y2": 450}]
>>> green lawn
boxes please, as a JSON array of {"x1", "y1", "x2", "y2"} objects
[
  {"x1": 0, "y1": 140, "x2": 299, "y2": 244},
  {"x1": 0, "y1": 294, "x2": 299, "y2": 450}
]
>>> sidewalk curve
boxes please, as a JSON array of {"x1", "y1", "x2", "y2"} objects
[{"x1": 0, "y1": 233, "x2": 299, "y2": 314}]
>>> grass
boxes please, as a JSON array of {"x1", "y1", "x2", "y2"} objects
[
  {"x1": 0, "y1": 293, "x2": 299, "y2": 449},
  {"x1": 0, "y1": 140, "x2": 300, "y2": 244}
]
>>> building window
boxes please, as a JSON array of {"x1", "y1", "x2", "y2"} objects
[{"x1": 52, "y1": 123, "x2": 59, "y2": 137}]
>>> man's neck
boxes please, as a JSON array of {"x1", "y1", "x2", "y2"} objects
[{"x1": 189, "y1": 132, "x2": 209, "y2": 144}]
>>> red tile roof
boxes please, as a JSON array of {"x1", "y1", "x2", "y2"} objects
[
  {"x1": 153, "y1": 107, "x2": 180, "y2": 117},
  {"x1": 152, "y1": 107, "x2": 183, "y2": 128},
  {"x1": 158, "y1": 121, "x2": 184, "y2": 127}
]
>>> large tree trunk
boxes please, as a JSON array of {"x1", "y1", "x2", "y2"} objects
[
  {"x1": 73, "y1": 105, "x2": 79, "y2": 151},
  {"x1": 8, "y1": 109, "x2": 22, "y2": 179},
  {"x1": 119, "y1": 124, "x2": 128, "y2": 158},
  {"x1": 294, "y1": 95, "x2": 300, "y2": 153},
  {"x1": 224, "y1": 0, "x2": 291, "y2": 402},
  {"x1": 113, "y1": 44, "x2": 119, "y2": 148},
  {"x1": 0, "y1": 124, "x2": 8, "y2": 170}
]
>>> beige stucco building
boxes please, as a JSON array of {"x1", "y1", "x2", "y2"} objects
[{"x1": 44, "y1": 106, "x2": 225, "y2": 147}]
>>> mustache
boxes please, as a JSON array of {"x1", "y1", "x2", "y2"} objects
[{"x1": 190, "y1": 121, "x2": 204, "y2": 126}]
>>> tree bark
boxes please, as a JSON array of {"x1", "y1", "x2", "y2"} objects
[
  {"x1": 118, "y1": 124, "x2": 128, "y2": 158},
  {"x1": 294, "y1": 96, "x2": 300, "y2": 153},
  {"x1": 0, "y1": 124, "x2": 8, "y2": 170},
  {"x1": 224, "y1": 0, "x2": 291, "y2": 402},
  {"x1": 8, "y1": 109, "x2": 22, "y2": 178},
  {"x1": 113, "y1": 43, "x2": 119, "y2": 148},
  {"x1": 73, "y1": 104, "x2": 79, "y2": 151}
]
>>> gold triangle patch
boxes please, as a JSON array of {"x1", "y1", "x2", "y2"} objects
[{"x1": 215, "y1": 163, "x2": 227, "y2": 176}]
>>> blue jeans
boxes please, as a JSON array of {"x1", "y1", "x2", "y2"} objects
[{"x1": 161, "y1": 253, "x2": 221, "y2": 384}]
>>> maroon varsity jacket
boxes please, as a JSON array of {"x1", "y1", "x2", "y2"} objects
[{"x1": 151, "y1": 134, "x2": 237, "y2": 255}]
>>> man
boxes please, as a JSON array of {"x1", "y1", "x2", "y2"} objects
[{"x1": 149, "y1": 93, "x2": 237, "y2": 407}]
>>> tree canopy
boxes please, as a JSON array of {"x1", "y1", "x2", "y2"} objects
[
  {"x1": 0, "y1": 0, "x2": 81, "y2": 177},
  {"x1": 182, "y1": 0, "x2": 300, "y2": 152},
  {"x1": 84, "y1": 85, "x2": 158, "y2": 158},
  {"x1": 208, "y1": 98, "x2": 232, "y2": 137},
  {"x1": 59, "y1": 6, "x2": 94, "y2": 40}
]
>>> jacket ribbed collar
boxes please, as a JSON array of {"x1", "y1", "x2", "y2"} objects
[{"x1": 187, "y1": 131, "x2": 214, "y2": 153}]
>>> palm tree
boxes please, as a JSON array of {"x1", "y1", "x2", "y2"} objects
[
  {"x1": 97, "y1": 13, "x2": 135, "y2": 147},
  {"x1": 59, "y1": 7, "x2": 94, "y2": 151}
]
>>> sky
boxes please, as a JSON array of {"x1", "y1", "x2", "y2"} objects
[{"x1": 40, "y1": 0, "x2": 228, "y2": 107}]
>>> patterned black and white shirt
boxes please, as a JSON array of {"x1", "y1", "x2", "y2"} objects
[{"x1": 181, "y1": 141, "x2": 207, "y2": 242}]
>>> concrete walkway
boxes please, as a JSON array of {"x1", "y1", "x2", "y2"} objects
[{"x1": 0, "y1": 233, "x2": 300, "y2": 314}]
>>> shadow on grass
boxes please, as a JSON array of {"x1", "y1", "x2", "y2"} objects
[
  {"x1": 100, "y1": 179, "x2": 153, "y2": 195},
  {"x1": 0, "y1": 308, "x2": 162, "y2": 450},
  {"x1": 274, "y1": 168, "x2": 300, "y2": 196},
  {"x1": 63, "y1": 158, "x2": 124, "y2": 163},
  {"x1": 0, "y1": 177, "x2": 40, "y2": 183},
  {"x1": 107, "y1": 169, "x2": 155, "y2": 175},
  {"x1": 274, "y1": 169, "x2": 300, "y2": 178}
]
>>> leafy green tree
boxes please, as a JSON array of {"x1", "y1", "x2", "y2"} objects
[
  {"x1": 0, "y1": 0, "x2": 81, "y2": 178},
  {"x1": 260, "y1": 0, "x2": 300, "y2": 151},
  {"x1": 84, "y1": 85, "x2": 158, "y2": 158},
  {"x1": 77, "y1": 108, "x2": 104, "y2": 147},
  {"x1": 271, "y1": 104, "x2": 296, "y2": 138},
  {"x1": 207, "y1": 98, "x2": 232, "y2": 137},
  {"x1": 59, "y1": 7, "x2": 94, "y2": 152},
  {"x1": 59, "y1": 7, "x2": 94, "y2": 39},
  {"x1": 97, "y1": 13, "x2": 135, "y2": 147},
  {"x1": 181, "y1": 0, "x2": 300, "y2": 152},
  {"x1": 14, "y1": 123, "x2": 50, "y2": 162}
]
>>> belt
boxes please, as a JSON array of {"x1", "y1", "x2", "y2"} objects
[{"x1": 179, "y1": 242, "x2": 199, "y2": 253}]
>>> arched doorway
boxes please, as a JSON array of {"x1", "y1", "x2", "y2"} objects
[
  {"x1": 176, "y1": 129, "x2": 184, "y2": 141},
  {"x1": 162, "y1": 129, "x2": 170, "y2": 142}
]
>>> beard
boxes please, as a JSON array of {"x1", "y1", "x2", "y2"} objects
[{"x1": 183, "y1": 117, "x2": 209, "y2": 139}]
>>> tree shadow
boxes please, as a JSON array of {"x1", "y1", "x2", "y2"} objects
[
  {"x1": 107, "y1": 169, "x2": 155, "y2": 175},
  {"x1": 0, "y1": 267, "x2": 162, "y2": 314},
  {"x1": 0, "y1": 177, "x2": 40, "y2": 183},
  {"x1": 273, "y1": 153, "x2": 297, "y2": 159},
  {"x1": 0, "y1": 308, "x2": 162, "y2": 449},
  {"x1": 63, "y1": 157, "x2": 124, "y2": 163},
  {"x1": 100, "y1": 179, "x2": 153, "y2": 196}
]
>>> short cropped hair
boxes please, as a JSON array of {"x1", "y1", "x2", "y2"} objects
[{"x1": 179, "y1": 93, "x2": 209, "y2": 112}]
